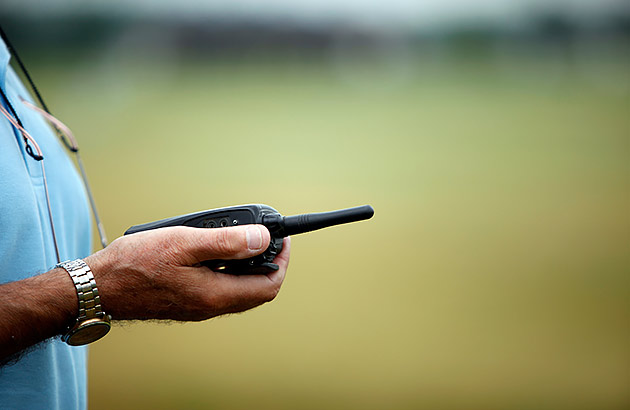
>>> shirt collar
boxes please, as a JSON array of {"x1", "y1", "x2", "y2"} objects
[{"x1": 0, "y1": 37, "x2": 9, "y2": 89}]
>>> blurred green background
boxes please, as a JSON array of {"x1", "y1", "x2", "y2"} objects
[{"x1": 2, "y1": 1, "x2": 629, "y2": 409}]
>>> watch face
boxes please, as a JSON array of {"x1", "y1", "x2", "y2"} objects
[{"x1": 65, "y1": 319, "x2": 111, "y2": 346}]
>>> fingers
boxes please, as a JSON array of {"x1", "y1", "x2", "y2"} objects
[{"x1": 204, "y1": 237, "x2": 291, "y2": 314}]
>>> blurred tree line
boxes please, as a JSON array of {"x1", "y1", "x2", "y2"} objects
[{"x1": 0, "y1": 10, "x2": 628, "y2": 62}]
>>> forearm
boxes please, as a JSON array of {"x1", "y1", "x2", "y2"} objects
[{"x1": 0, "y1": 268, "x2": 77, "y2": 363}]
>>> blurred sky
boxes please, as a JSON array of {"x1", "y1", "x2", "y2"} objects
[{"x1": 2, "y1": 0, "x2": 628, "y2": 29}]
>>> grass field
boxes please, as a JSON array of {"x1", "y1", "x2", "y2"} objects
[{"x1": 36, "y1": 53, "x2": 630, "y2": 409}]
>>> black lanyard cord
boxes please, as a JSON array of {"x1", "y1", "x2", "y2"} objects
[{"x1": 0, "y1": 25, "x2": 77, "y2": 153}]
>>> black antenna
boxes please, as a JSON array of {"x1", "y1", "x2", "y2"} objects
[{"x1": 280, "y1": 205, "x2": 374, "y2": 236}]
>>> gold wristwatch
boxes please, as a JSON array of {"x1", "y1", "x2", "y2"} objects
[{"x1": 57, "y1": 259, "x2": 111, "y2": 346}]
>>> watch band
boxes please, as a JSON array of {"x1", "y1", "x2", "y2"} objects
[
  {"x1": 57, "y1": 259, "x2": 106, "y2": 321},
  {"x1": 57, "y1": 259, "x2": 111, "y2": 345}
]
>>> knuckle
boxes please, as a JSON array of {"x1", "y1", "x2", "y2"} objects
[
  {"x1": 262, "y1": 282, "x2": 281, "y2": 302},
  {"x1": 212, "y1": 229, "x2": 241, "y2": 256},
  {"x1": 154, "y1": 233, "x2": 179, "y2": 258},
  {"x1": 168, "y1": 226, "x2": 190, "y2": 244}
]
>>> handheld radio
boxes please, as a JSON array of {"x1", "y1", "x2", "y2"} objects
[{"x1": 124, "y1": 204, "x2": 374, "y2": 274}]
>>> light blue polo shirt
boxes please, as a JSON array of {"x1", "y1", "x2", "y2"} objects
[{"x1": 0, "y1": 38, "x2": 92, "y2": 410}]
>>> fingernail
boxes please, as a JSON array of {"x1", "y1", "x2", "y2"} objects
[{"x1": 246, "y1": 226, "x2": 263, "y2": 250}]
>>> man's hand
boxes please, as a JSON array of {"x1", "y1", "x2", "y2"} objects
[
  {"x1": 0, "y1": 225, "x2": 290, "y2": 362},
  {"x1": 86, "y1": 225, "x2": 290, "y2": 321}
]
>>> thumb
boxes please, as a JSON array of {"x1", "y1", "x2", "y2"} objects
[{"x1": 171, "y1": 225, "x2": 271, "y2": 264}]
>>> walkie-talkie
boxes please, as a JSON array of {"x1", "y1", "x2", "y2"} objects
[{"x1": 124, "y1": 204, "x2": 374, "y2": 274}]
